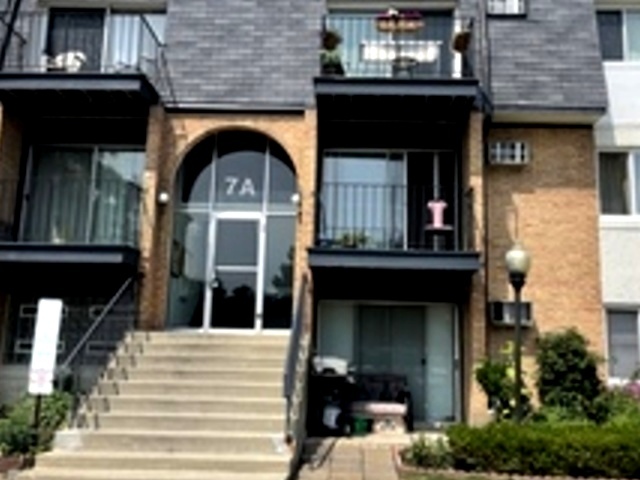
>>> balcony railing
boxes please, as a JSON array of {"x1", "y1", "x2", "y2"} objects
[
  {"x1": 0, "y1": 11, "x2": 166, "y2": 87},
  {"x1": 0, "y1": 177, "x2": 142, "y2": 247},
  {"x1": 317, "y1": 182, "x2": 475, "y2": 252},
  {"x1": 322, "y1": 13, "x2": 477, "y2": 79}
]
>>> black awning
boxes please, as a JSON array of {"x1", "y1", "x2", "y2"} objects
[
  {"x1": 0, "y1": 73, "x2": 158, "y2": 115},
  {"x1": 309, "y1": 247, "x2": 480, "y2": 302},
  {"x1": 0, "y1": 243, "x2": 139, "y2": 292}
]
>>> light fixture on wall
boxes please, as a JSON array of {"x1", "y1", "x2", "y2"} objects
[
  {"x1": 157, "y1": 191, "x2": 170, "y2": 205},
  {"x1": 290, "y1": 192, "x2": 301, "y2": 207}
]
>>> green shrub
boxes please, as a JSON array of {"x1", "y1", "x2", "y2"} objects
[
  {"x1": 475, "y1": 342, "x2": 530, "y2": 420},
  {"x1": 402, "y1": 435, "x2": 452, "y2": 469},
  {"x1": 0, "y1": 391, "x2": 71, "y2": 456},
  {"x1": 536, "y1": 329, "x2": 603, "y2": 418},
  {"x1": 447, "y1": 422, "x2": 640, "y2": 478}
]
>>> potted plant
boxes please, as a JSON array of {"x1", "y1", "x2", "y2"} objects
[
  {"x1": 339, "y1": 231, "x2": 368, "y2": 248},
  {"x1": 320, "y1": 29, "x2": 345, "y2": 76}
]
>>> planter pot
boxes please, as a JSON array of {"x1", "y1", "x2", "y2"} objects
[
  {"x1": 376, "y1": 18, "x2": 424, "y2": 33},
  {"x1": 0, "y1": 455, "x2": 27, "y2": 473}
]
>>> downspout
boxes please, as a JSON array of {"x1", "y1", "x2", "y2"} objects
[{"x1": 0, "y1": 0, "x2": 23, "y2": 70}]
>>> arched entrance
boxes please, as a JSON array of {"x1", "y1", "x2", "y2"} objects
[{"x1": 167, "y1": 130, "x2": 297, "y2": 331}]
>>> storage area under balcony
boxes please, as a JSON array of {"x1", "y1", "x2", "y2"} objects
[{"x1": 0, "y1": 9, "x2": 166, "y2": 110}]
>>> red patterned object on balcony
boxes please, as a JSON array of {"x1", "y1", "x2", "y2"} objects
[{"x1": 375, "y1": 9, "x2": 424, "y2": 33}]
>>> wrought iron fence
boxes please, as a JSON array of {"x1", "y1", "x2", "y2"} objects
[
  {"x1": 322, "y1": 12, "x2": 477, "y2": 79},
  {"x1": 0, "y1": 177, "x2": 142, "y2": 246},
  {"x1": 317, "y1": 182, "x2": 474, "y2": 252}
]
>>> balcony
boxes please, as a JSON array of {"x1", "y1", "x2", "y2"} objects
[
  {"x1": 316, "y1": 11, "x2": 488, "y2": 149},
  {"x1": 321, "y1": 12, "x2": 474, "y2": 80},
  {"x1": 0, "y1": 10, "x2": 167, "y2": 111},
  {"x1": 0, "y1": 176, "x2": 141, "y2": 288},
  {"x1": 309, "y1": 181, "x2": 481, "y2": 302}
]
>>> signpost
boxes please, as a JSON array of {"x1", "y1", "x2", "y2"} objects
[{"x1": 28, "y1": 298, "x2": 63, "y2": 448}]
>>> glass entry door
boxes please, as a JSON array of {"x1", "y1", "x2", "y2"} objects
[{"x1": 206, "y1": 213, "x2": 261, "y2": 330}]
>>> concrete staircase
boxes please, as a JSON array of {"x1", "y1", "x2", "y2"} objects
[{"x1": 21, "y1": 331, "x2": 292, "y2": 480}]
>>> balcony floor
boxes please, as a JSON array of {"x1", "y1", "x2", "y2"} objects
[
  {"x1": 0, "y1": 72, "x2": 159, "y2": 114},
  {"x1": 0, "y1": 243, "x2": 139, "y2": 291}
]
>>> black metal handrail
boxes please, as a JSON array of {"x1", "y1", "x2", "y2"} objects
[
  {"x1": 59, "y1": 276, "x2": 134, "y2": 373},
  {"x1": 0, "y1": 11, "x2": 165, "y2": 81},
  {"x1": 56, "y1": 275, "x2": 138, "y2": 427},
  {"x1": 317, "y1": 182, "x2": 472, "y2": 252},
  {"x1": 0, "y1": 176, "x2": 142, "y2": 247},
  {"x1": 283, "y1": 273, "x2": 312, "y2": 462}
]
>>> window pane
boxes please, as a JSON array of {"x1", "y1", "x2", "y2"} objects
[
  {"x1": 627, "y1": 13, "x2": 640, "y2": 61},
  {"x1": 26, "y1": 147, "x2": 93, "y2": 243},
  {"x1": 47, "y1": 9, "x2": 105, "y2": 71},
  {"x1": 597, "y1": 11, "x2": 623, "y2": 61},
  {"x1": 92, "y1": 150, "x2": 144, "y2": 245},
  {"x1": 608, "y1": 311, "x2": 639, "y2": 379},
  {"x1": 599, "y1": 152, "x2": 629, "y2": 214},
  {"x1": 635, "y1": 153, "x2": 640, "y2": 214},
  {"x1": 321, "y1": 152, "x2": 404, "y2": 248},
  {"x1": 263, "y1": 216, "x2": 295, "y2": 329}
]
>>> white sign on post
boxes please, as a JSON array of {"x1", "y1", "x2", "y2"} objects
[{"x1": 28, "y1": 298, "x2": 63, "y2": 396}]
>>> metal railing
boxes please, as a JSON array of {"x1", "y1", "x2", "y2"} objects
[
  {"x1": 322, "y1": 13, "x2": 477, "y2": 79},
  {"x1": 317, "y1": 182, "x2": 474, "y2": 252},
  {"x1": 55, "y1": 276, "x2": 138, "y2": 427},
  {"x1": 0, "y1": 177, "x2": 142, "y2": 247},
  {"x1": 0, "y1": 11, "x2": 166, "y2": 83},
  {"x1": 283, "y1": 273, "x2": 312, "y2": 471}
]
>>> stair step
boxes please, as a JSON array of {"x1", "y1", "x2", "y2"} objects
[
  {"x1": 136, "y1": 341, "x2": 287, "y2": 356},
  {"x1": 20, "y1": 467, "x2": 287, "y2": 480},
  {"x1": 116, "y1": 353, "x2": 284, "y2": 368},
  {"x1": 77, "y1": 430, "x2": 287, "y2": 455},
  {"x1": 91, "y1": 412, "x2": 284, "y2": 431},
  {"x1": 98, "y1": 380, "x2": 282, "y2": 397},
  {"x1": 106, "y1": 366, "x2": 283, "y2": 382},
  {"x1": 87, "y1": 395, "x2": 285, "y2": 415},
  {"x1": 133, "y1": 331, "x2": 289, "y2": 345},
  {"x1": 36, "y1": 451, "x2": 289, "y2": 473}
]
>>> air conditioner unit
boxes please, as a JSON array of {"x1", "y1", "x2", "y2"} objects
[
  {"x1": 488, "y1": 301, "x2": 533, "y2": 327},
  {"x1": 489, "y1": 141, "x2": 530, "y2": 166}
]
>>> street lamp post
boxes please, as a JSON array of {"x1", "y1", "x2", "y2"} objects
[{"x1": 505, "y1": 243, "x2": 531, "y2": 423}]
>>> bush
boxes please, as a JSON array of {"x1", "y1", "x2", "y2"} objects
[
  {"x1": 475, "y1": 342, "x2": 530, "y2": 420},
  {"x1": 402, "y1": 435, "x2": 452, "y2": 469},
  {"x1": 536, "y1": 329, "x2": 603, "y2": 417},
  {"x1": 0, "y1": 391, "x2": 71, "y2": 456},
  {"x1": 447, "y1": 422, "x2": 640, "y2": 478}
]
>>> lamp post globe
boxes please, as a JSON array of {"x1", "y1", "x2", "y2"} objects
[{"x1": 505, "y1": 243, "x2": 530, "y2": 423}]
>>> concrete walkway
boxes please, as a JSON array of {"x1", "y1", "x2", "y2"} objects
[{"x1": 296, "y1": 436, "x2": 410, "y2": 480}]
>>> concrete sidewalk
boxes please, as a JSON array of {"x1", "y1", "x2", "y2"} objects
[{"x1": 295, "y1": 436, "x2": 409, "y2": 480}]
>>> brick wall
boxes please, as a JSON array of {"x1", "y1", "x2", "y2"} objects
[
  {"x1": 0, "y1": 104, "x2": 24, "y2": 359},
  {"x1": 484, "y1": 126, "x2": 603, "y2": 403},
  {"x1": 138, "y1": 110, "x2": 317, "y2": 330},
  {"x1": 463, "y1": 112, "x2": 491, "y2": 425}
]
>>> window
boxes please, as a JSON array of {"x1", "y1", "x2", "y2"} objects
[
  {"x1": 607, "y1": 310, "x2": 640, "y2": 379},
  {"x1": 24, "y1": 147, "x2": 145, "y2": 245},
  {"x1": 598, "y1": 152, "x2": 640, "y2": 215},
  {"x1": 43, "y1": 9, "x2": 166, "y2": 72},
  {"x1": 597, "y1": 10, "x2": 640, "y2": 61},
  {"x1": 321, "y1": 152, "x2": 405, "y2": 249},
  {"x1": 487, "y1": 0, "x2": 526, "y2": 16},
  {"x1": 489, "y1": 141, "x2": 530, "y2": 165}
]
